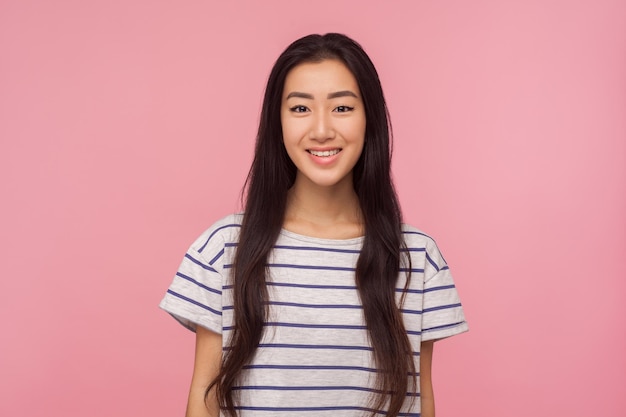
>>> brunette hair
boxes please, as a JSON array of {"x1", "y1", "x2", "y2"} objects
[{"x1": 208, "y1": 33, "x2": 415, "y2": 416}]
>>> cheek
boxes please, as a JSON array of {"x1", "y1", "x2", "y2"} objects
[
  {"x1": 280, "y1": 118, "x2": 300, "y2": 157},
  {"x1": 280, "y1": 112, "x2": 297, "y2": 140},
  {"x1": 345, "y1": 117, "x2": 366, "y2": 142},
  {"x1": 280, "y1": 111, "x2": 288, "y2": 138},
  {"x1": 281, "y1": 118, "x2": 309, "y2": 145}
]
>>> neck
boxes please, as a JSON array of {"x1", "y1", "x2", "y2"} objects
[{"x1": 283, "y1": 175, "x2": 364, "y2": 239}]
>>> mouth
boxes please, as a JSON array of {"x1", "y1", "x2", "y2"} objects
[{"x1": 307, "y1": 149, "x2": 342, "y2": 157}]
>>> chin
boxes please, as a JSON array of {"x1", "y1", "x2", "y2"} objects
[{"x1": 299, "y1": 173, "x2": 353, "y2": 189}]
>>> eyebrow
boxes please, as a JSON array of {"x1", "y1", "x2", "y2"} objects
[
  {"x1": 328, "y1": 90, "x2": 358, "y2": 99},
  {"x1": 285, "y1": 90, "x2": 359, "y2": 100}
]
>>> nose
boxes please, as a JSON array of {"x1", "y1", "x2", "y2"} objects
[{"x1": 309, "y1": 111, "x2": 335, "y2": 141}]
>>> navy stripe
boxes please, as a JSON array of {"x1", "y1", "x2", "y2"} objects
[
  {"x1": 175, "y1": 272, "x2": 221, "y2": 295},
  {"x1": 403, "y1": 230, "x2": 432, "y2": 239},
  {"x1": 226, "y1": 304, "x2": 452, "y2": 315},
  {"x1": 396, "y1": 288, "x2": 423, "y2": 294},
  {"x1": 184, "y1": 253, "x2": 217, "y2": 272},
  {"x1": 223, "y1": 264, "x2": 355, "y2": 271},
  {"x1": 198, "y1": 223, "x2": 241, "y2": 253},
  {"x1": 400, "y1": 268, "x2": 425, "y2": 273},
  {"x1": 234, "y1": 405, "x2": 376, "y2": 413},
  {"x1": 423, "y1": 321, "x2": 466, "y2": 333},
  {"x1": 425, "y1": 252, "x2": 440, "y2": 271},
  {"x1": 267, "y1": 282, "x2": 442, "y2": 294},
  {"x1": 243, "y1": 364, "x2": 420, "y2": 377},
  {"x1": 223, "y1": 323, "x2": 421, "y2": 336},
  {"x1": 243, "y1": 364, "x2": 378, "y2": 373},
  {"x1": 255, "y1": 343, "x2": 420, "y2": 357},
  {"x1": 224, "y1": 265, "x2": 425, "y2": 273},
  {"x1": 274, "y1": 244, "x2": 361, "y2": 254},
  {"x1": 226, "y1": 243, "x2": 425, "y2": 255},
  {"x1": 268, "y1": 282, "x2": 356, "y2": 290},
  {"x1": 223, "y1": 265, "x2": 422, "y2": 274},
  {"x1": 269, "y1": 263, "x2": 355, "y2": 271},
  {"x1": 264, "y1": 322, "x2": 366, "y2": 330},
  {"x1": 258, "y1": 343, "x2": 373, "y2": 351},
  {"x1": 227, "y1": 282, "x2": 354, "y2": 290},
  {"x1": 424, "y1": 284, "x2": 456, "y2": 293},
  {"x1": 402, "y1": 247, "x2": 426, "y2": 252},
  {"x1": 223, "y1": 297, "x2": 453, "y2": 314},
  {"x1": 225, "y1": 263, "x2": 358, "y2": 272},
  {"x1": 268, "y1": 301, "x2": 362, "y2": 309},
  {"x1": 423, "y1": 303, "x2": 462, "y2": 313},
  {"x1": 234, "y1": 405, "x2": 420, "y2": 415},
  {"x1": 400, "y1": 308, "x2": 423, "y2": 315},
  {"x1": 233, "y1": 385, "x2": 382, "y2": 393},
  {"x1": 166, "y1": 289, "x2": 222, "y2": 316},
  {"x1": 226, "y1": 282, "x2": 449, "y2": 294},
  {"x1": 396, "y1": 285, "x2": 455, "y2": 296},
  {"x1": 208, "y1": 248, "x2": 224, "y2": 265}
]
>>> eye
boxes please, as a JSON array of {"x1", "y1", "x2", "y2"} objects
[
  {"x1": 289, "y1": 105, "x2": 309, "y2": 113},
  {"x1": 334, "y1": 106, "x2": 354, "y2": 113}
]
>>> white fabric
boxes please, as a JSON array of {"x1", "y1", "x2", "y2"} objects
[{"x1": 160, "y1": 213, "x2": 468, "y2": 416}]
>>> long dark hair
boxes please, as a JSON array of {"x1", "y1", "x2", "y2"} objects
[{"x1": 208, "y1": 33, "x2": 415, "y2": 416}]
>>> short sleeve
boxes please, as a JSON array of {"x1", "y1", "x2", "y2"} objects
[
  {"x1": 420, "y1": 241, "x2": 469, "y2": 341},
  {"x1": 159, "y1": 229, "x2": 226, "y2": 334}
]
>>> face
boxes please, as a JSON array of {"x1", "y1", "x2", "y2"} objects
[{"x1": 281, "y1": 59, "x2": 366, "y2": 190}]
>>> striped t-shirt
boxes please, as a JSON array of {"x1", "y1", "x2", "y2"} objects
[{"x1": 160, "y1": 213, "x2": 468, "y2": 416}]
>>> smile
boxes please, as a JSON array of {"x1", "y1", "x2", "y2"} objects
[{"x1": 307, "y1": 149, "x2": 341, "y2": 157}]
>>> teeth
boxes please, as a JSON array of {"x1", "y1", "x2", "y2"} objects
[{"x1": 309, "y1": 149, "x2": 340, "y2": 157}]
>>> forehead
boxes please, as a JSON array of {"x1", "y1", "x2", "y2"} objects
[{"x1": 283, "y1": 59, "x2": 360, "y2": 96}]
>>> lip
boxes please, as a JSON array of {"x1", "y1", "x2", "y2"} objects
[
  {"x1": 307, "y1": 147, "x2": 342, "y2": 152},
  {"x1": 306, "y1": 148, "x2": 342, "y2": 166}
]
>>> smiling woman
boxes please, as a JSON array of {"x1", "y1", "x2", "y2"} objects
[
  {"x1": 281, "y1": 59, "x2": 366, "y2": 197},
  {"x1": 159, "y1": 33, "x2": 468, "y2": 417}
]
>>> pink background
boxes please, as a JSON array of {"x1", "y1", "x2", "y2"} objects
[{"x1": 1, "y1": 1, "x2": 624, "y2": 416}]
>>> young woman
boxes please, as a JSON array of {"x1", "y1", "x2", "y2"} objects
[{"x1": 160, "y1": 33, "x2": 468, "y2": 417}]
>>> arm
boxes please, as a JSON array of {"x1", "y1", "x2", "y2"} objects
[
  {"x1": 420, "y1": 340, "x2": 435, "y2": 417},
  {"x1": 186, "y1": 325, "x2": 223, "y2": 417}
]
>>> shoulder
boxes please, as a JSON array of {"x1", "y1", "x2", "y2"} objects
[
  {"x1": 401, "y1": 223, "x2": 437, "y2": 248},
  {"x1": 187, "y1": 213, "x2": 243, "y2": 255},
  {"x1": 401, "y1": 223, "x2": 449, "y2": 273}
]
